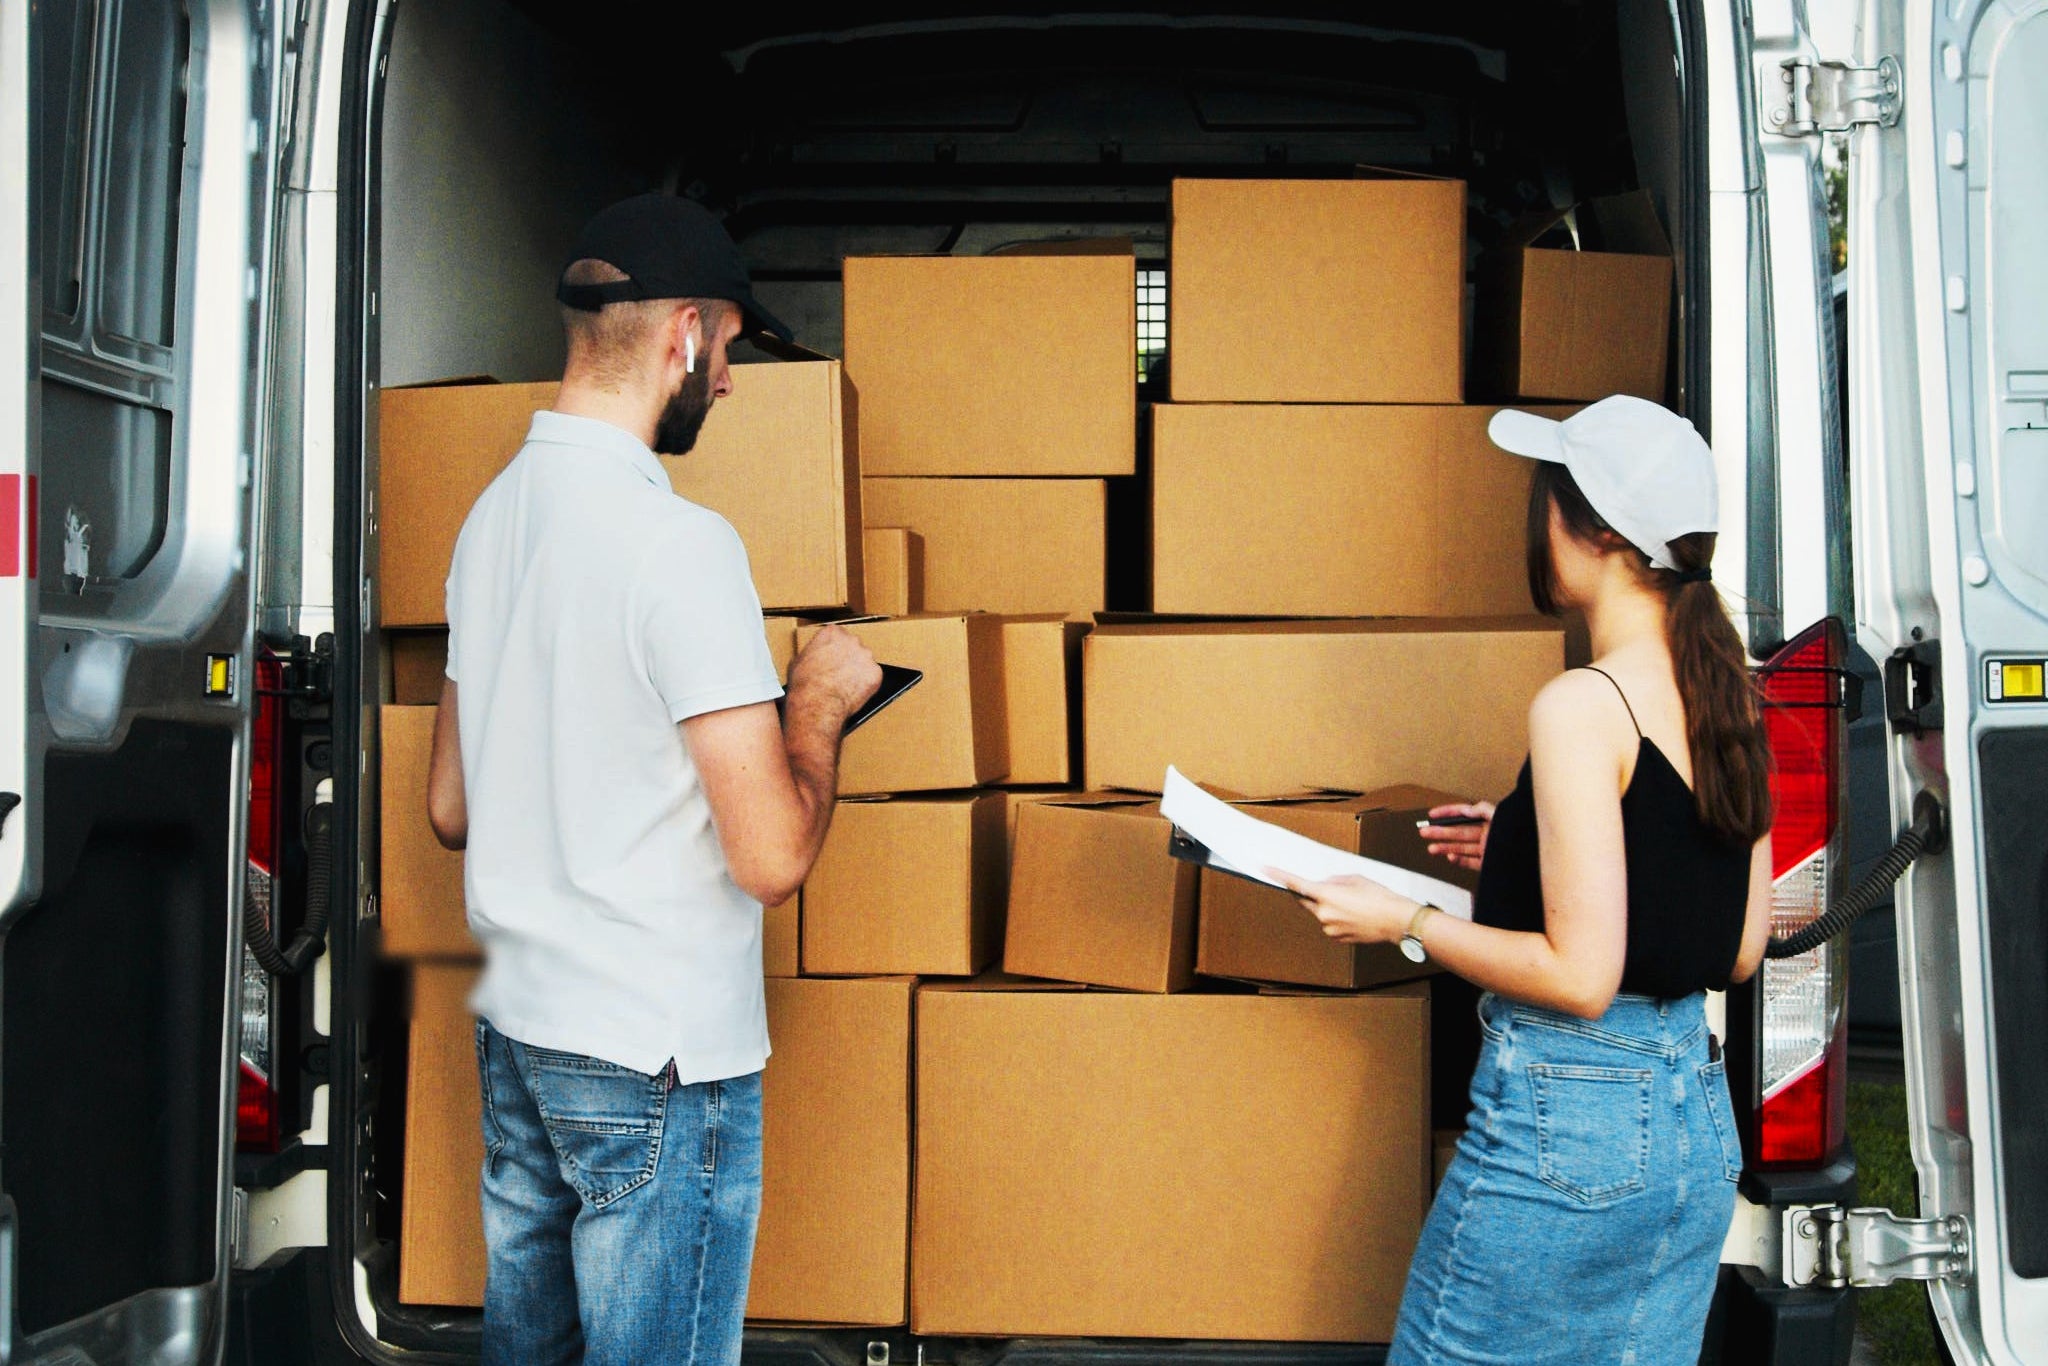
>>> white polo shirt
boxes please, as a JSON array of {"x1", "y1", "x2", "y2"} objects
[{"x1": 443, "y1": 410, "x2": 783, "y2": 1082}]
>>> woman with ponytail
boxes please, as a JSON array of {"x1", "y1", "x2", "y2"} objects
[{"x1": 1272, "y1": 396, "x2": 1774, "y2": 1366}]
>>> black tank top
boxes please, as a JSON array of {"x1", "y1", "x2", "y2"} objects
[{"x1": 1472, "y1": 668, "x2": 1750, "y2": 998}]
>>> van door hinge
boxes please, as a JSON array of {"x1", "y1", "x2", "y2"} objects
[
  {"x1": 1784, "y1": 1205, "x2": 1971, "y2": 1289},
  {"x1": 1767, "y1": 56, "x2": 1903, "y2": 136},
  {"x1": 1885, "y1": 638, "x2": 1943, "y2": 734}
]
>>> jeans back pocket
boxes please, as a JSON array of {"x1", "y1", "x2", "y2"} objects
[
  {"x1": 1528, "y1": 1063, "x2": 1653, "y2": 1207},
  {"x1": 522, "y1": 1044, "x2": 669, "y2": 1208},
  {"x1": 1699, "y1": 1057, "x2": 1745, "y2": 1184}
]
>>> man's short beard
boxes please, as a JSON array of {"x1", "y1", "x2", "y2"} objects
[{"x1": 652, "y1": 360, "x2": 715, "y2": 456}]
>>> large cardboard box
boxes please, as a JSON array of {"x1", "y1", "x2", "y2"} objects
[
  {"x1": 1197, "y1": 786, "x2": 1474, "y2": 989},
  {"x1": 388, "y1": 630, "x2": 449, "y2": 705},
  {"x1": 1475, "y1": 191, "x2": 1673, "y2": 403},
  {"x1": 1003, "y1": 795, "x2": 1195, "y2": 993},
  {"x1": 802, "y1": 795, "x2": 1006, "y2": 976},
  {"x1": 380, "y1": 705, "x2": 474, "y2": 958},
  {"x1": 1169, "y1": 177, "x2": 1465, "y2": 404},
  {"x1": 400, "y1": 964, "x2": 485, "y2": 1306},
  {"x1": 750, "y1": 977, "x2": 914, "y2": 1326},
  {"x1": 912, "y1": 986, "x2": 1431, "y2": 1341},
  {"x1": 378, "y1": 361, "x2": 862, "y2": 626},
  {"x1": 1001, "y1": 615, "x2": 1086, "y2": 786},
  {"x1": 1083, "y1": 618, "x2": 1562, "y2": 800},
  {"x1": 843, "y1": 251, "x2": 1135, "y2": 476},
  {"x1": 1151, "y1": 404, "x2": 1577, "y2": 617},
  {"x1": 763, "y1": 894, "x2": 800, "y2": 977},
  {"x1": 863, "y1": 527, "x2": 924, "y2": 617},
  {"x1": 862, "y1": 478, "x2": 1106, "y2": 618},
  {"x1": 796, "y1": 615, "x2": 1008, "y2": 794}
]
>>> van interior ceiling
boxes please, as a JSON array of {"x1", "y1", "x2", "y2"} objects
[{"x1": 362, "y1": 0, "x2": 1683, "y2": 1348}]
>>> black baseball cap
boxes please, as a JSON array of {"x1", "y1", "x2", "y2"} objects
[{"x1": 556, "y1": 193, "x2": 792, "y2": 342}]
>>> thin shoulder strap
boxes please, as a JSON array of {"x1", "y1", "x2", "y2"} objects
[{"x1": 1580, "y1": 666, "x2": 1644, "y2": 738}]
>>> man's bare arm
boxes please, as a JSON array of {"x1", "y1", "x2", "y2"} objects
[
  {"x1": 684, "y1": 625, "x2": 879, "y2": 905},
  {"x1": 426, "y1": 679, "x2": 468, "y2": 850}
]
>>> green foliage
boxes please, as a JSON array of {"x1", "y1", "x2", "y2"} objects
[{"x1": 1848, "y1": 1081, "x2": 1942, "y2": 1364}]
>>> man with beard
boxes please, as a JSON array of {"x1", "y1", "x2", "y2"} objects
[{"x1": 424, "y1": 193, "x2": 880, "y2": 1365}]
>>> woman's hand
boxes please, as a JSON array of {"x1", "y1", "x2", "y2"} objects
[
  {"x1": 1266, "y1": 870, "x2": 1417, "y2": 946},
  {"x1": 1417, "y1": 801, "x2": 1495, "y2": 871}
]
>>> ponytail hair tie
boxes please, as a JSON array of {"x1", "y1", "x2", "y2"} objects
[{"x1": 1673, "y1": 567, "x2": 1713, "y2": 585}]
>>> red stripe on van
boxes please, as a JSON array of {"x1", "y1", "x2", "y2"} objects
[{"x1": 0, "y1": 474, "x2": 18, "y2": 577}]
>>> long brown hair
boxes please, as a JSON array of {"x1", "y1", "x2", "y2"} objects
[{"x1": 1526, "y1": 462, "x2": 1774, "y2": 845}]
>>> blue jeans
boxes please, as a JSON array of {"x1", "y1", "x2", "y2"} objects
[
  {"x1": 1389, "y1": 992, "x2": 1740, "y2": 1366},
  {"x1": 475, "y1": 1018, "x2": 763, "y2": 1366}
]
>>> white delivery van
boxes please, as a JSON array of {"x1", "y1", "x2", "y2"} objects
[{"x1": 0, "y1": 1, "x2": 2039, "y2": 1363}]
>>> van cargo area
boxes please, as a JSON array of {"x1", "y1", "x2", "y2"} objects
[{"x1": 335, "y1": 2, "x2": 1694, "y2": 1358}]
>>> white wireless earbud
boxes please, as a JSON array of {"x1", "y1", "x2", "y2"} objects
[{"x1": 685, "y1": 331, "x2": 697, "y2": 375}]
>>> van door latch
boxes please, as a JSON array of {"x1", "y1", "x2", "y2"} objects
[
  {"x1": 1783, "y1": 1205, "x2": 1971, "y2": 1289},
  {"x1": 1767, "y1": 56, "x2": 1902, "y2": 136},
  {"x1": 1885, "y1": 639, "x2": 1942, "y2": 734}
]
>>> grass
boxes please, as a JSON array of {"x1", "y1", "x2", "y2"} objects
[{"x1": 1848, "y1": 1080, "x2": 1943, "y2": 1365}]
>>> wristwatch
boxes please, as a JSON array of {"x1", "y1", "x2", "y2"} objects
[{"x1": 1399, "y1": 904, "x2": 1442, "y2": 964}]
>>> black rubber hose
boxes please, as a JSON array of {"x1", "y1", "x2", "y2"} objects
[
  {"x1": 245, "y1": 803, "x2": 332, "y2": 977},
  {"x1": 1765, "y1": 793, "x2": 1945, "y2": 959}
]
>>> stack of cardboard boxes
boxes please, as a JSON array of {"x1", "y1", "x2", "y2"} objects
[{"x1": 376, "y1": 173, "x2": 1672, "y2": 1342}]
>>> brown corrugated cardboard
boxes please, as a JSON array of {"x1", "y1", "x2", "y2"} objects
[
  {"x1": 749, "y1": 976, "x2": 913, "y2": 1326},
  {"x1": 1197, "y1": 786, "x2": 1476, "y2": 989},
  {"x1": 802, "y1": 795, "x2": 1006, "y2": 976},
  {"x1": 1082, "y1": 618, "x2": 1562, "y2": 800},
  {"x1": 862, "y1": 527, "x2": 924, "y2": 617},
  {"x1": 1169, "y1": 177, "x2": 1465, "y2": 404},
  {"x1": 400, "y1": 964, "x2": 485, "y2": 1306},
  {"x1": 380, "y1": 705, "x2": 474, "y2": 959},
  {"x1": 389, "y1": 631, "x2": 449, "y2": 705},
  {"x1": 842, "y1": 252, "x2": 1135, "y2": 476},
  {"x1": 1151, "y1": 405, "x2": 1578, "y2": 618},
  {"x1": 1003, "y1": 795, "x2": 1196, "y2": 993},
  {"x1": 861, "y1": 478, "x2": 1106, "y2": 618},
  {"x1": 912, "y1": 986, "x2": 1431, "y2": 1341},
  {"x1": 795, "y1": 615, "x2": 1008, "y2": 794},
  {"x1": 763, "y1": 614, "x2": 802, "y2": 684},
  {"x1": 1000, "y1": 615, "x2": 1087, "y2": 785},
  {"x1": 377, "y1": 362, "x2": 861, "y2": 626},
  {"x1": 764, "y1": 894, "x2": 800, "y2": 977},
  {"x1": 1476, "y1": 191, "x2": 1673, "y2": 403}
]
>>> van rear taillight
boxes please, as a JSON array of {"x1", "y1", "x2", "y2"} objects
[
  {"x1": 1751, "y1": 620, "x2": 1850, "y2": 1167},
  {"x1": 237, "y1": 654, "x2": 287, "y2": 1153}
]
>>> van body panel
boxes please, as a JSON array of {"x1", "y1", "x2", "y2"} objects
[{"x1": 1849, "y1": 0, "x2": 2048, "y2": 1361}]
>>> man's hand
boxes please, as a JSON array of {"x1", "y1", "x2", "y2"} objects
[{"x1": 786, "y1": 623, "x2": 882, "y2": 724}]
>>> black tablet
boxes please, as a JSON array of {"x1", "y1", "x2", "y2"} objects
[{"x1": 844, "y1": 664, "x2": 922, "y2": 733}]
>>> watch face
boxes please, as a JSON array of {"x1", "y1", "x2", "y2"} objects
[{"x1": 1400, "y1": 936, "x2": 1427, "y2": 964}]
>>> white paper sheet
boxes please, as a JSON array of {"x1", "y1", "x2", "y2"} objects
[{"x1": 1160, "y1": 766, "x2": 1474, "y2": 920}]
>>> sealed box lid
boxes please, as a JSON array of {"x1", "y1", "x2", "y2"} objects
[{"x1": 796, "y1": 613, "x2": 1009, "y2": 794}]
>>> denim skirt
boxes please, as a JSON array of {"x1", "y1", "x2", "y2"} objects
[{"x1": 1388, "y1": 991, "x2": 1741, "y2": 1366}]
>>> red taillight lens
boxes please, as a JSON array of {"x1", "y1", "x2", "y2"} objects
[
  {"x1": 1751, "y1": 619, "x2": 1850, "y2": 1168},
  {"x1": 236, "y1": 1057, "x2": 280, "y2": 1152},
  {"x1": 239, "y1": 653, "x2": 288, "y2": 1153}
]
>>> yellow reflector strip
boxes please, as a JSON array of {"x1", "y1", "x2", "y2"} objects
[
  {"x1": 2002, "y1": 661, "x2": 2046, "y2": 701},
  {"x1": 206, "y1": 655, "x2": 233, "y2": 697}
]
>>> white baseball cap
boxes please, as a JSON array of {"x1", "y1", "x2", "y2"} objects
[{"x1": 1487, "y1": 395, "x2": 1718, "y2": 572}]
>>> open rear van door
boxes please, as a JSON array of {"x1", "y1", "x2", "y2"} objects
[
  {"x1": 1839, "y1": 0, "x2": 2048, "y2": 1361},
  {"x1": 1, "y1": 2, "x2": 283, "y2": 1363}
]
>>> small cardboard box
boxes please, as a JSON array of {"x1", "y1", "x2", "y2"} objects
[
  {"x1": 911, "y1": 984, "x2": 1431, "y2": 1341},
  {"x1": 1003, "y1": 795, "x2": 1196, "y2": 993},
  {"x1": 862, "y1": 478, "x2": 1106, "y2": 618},
  {"x1": 843, "y1": 250, "x2": 1135, "y2": 476},
  {"x1": 1001, "y1": 615, "x2": 1087, "y2": 786},
  {"x1": 399, "y1": 964, "x2": 485, "y2": 1306},
  {"x1": 377, "y1": 361, "x2": 862, "y2": 626},
  {"x1": 749, "y1": 976, "x2": 914, "y2": 1326},
  {"x1": 802, "y1": 795, "x2": 1006, "y2": 976},
  {"x1": 1083, "y1": 618, "x2": 1562, "y2": 800},
  {"x1": 1197, "y1": 786, "x2": 1476, "y2": 989},
  {"x1": 1475, "y1": 191, "x2": 1673, "y2": 403},
  {"x1": 795, "y1": 614, "x2": 1008, "y2": 794},
  {"x1": 762, "y1": 614, "x2": 802, "y2": 683},
  {"x1": 1169, "y1": 177, "x2": 1465, "y2": 404},
  {"x1": 863, "y1": 527, "x2": 924, "y2": 617},
  {"x1": 379, "y1": 705, "x2": 474, "y2": 959},
  {"x1": 763, "y1": 894, "x2": 800, "y2": 978},
  {"x1": 1151, "y1": 404, "x2": 1577, "y2": 618}
]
